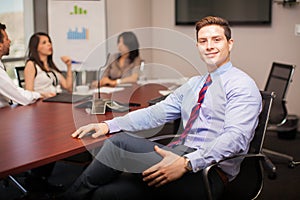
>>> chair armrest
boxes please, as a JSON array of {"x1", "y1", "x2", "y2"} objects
[
  {"x1": 148, "y1": 134, "x2": 179, "y2": 142},
  {"x1": 148, "y1": 134, "x2": 180, "y2": 146},
  {"x1": 203, "y1": 153, "x2": 267, "y2": 200}
]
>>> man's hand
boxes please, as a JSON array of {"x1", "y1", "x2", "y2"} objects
[
  {"x1": 142, "y1": 145, "x2": 188, "y2": 187},
  {"x1": 71, "y1": 122, "x2": 109, "y2": 139}
]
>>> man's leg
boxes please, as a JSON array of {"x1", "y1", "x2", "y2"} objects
[
  {"x1": 90, "y1": 173, "x2": 154, "y2": 200},
  {"x1": 63, "y1": 132, "x2": 163, "y2": 200},
  {"x1": 63, "y1": 132, "x2": 225, "y2": 200}
]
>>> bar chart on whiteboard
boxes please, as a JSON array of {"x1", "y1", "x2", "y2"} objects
[{"x1": 48, "y1": 0, "x2": 107, "y2": 72}]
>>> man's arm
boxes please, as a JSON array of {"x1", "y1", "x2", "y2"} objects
[
  {"x1": 185, "y1": 80, "x2": 262, "y2": 175},
  {"x1": 0, "y1": 69, "x2": 41, "y2": 105}
]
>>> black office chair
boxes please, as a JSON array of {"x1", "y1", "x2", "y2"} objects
[
  {"x1": 261, "y1": 62, "x2": 299, "y2": 178},
  {"x1": 146, "y1": 91, "x2": 274, "y2": 200},
  {"x1": 264, "y1": 62, "x2": 295, "y2": 126},
  {"x1": 202, "y1": 91, "x2": 274, "y2": 200},
  {"x1": 14, "y1": 66, "x2": 25, "y2": 88},
  {"x1": 1, "y1": 175, "x2": 28, "y2": 197}
]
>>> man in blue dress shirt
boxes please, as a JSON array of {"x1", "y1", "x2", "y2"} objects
[{"x1": 63, "y1": 16, "x2": 262, "y2": 200}]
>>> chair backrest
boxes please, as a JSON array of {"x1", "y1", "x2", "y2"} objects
[
  {"x1": 264, "y1": 62, "x2": 295, "y2": 125},
  {"x1": 223, "y1": 91, "x2": 275, "y2": 200},
  {"x1": 250, "y1": 91, "x2": 275, "y2": 154},
  {"x1": 14, "y1": 66, "x2": 25, "y2": 88}
]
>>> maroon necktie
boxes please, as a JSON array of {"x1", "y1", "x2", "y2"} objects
[{"x1": 168, "y1": 74, "x2": 212, "y2": 147}]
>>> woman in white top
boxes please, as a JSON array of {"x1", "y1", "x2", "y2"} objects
[{"x1": 24, "y1": 32, "x2": 73, "y2": 94}]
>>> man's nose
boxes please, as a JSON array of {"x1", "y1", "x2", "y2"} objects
[{"x1": 206, "y1": 40, "x2": 214, "y2": 49}]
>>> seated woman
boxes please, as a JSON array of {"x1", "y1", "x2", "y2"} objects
[
  {"x1": 24, "y1": 32, "x2": 73, "y2": 94},
  {"x1": 91, "y1": 31, "x2": 141, "y2": 88}
]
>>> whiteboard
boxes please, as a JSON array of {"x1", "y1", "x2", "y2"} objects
[{"x1": 48, "y1": 0, "x2": 107, "y2": 71}]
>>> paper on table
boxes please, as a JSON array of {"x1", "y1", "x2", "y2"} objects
[
  {"x1": 158, "y1": 84, "x2": 179, "y2": 96},
  {"x1": 159, "y1": 90, "x2": 172, "y2": 96},
  {"x1": 73, "y1": 90, "x2": 94, "y2": 96},
  {"x1": 92, "y1": 87, "x2": 125, "y2": 94},
  {"x1": 137, "y1": 77, "x2": 189, "y2": 85}
]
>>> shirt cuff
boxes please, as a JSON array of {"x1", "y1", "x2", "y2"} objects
[
  {"x1": 104, "y1": 119, "x2": 121, "y2": 133},
  {"x1": 34, "y1": 91, "x2": 41, "y2": 99},
  {"x1": 184, "y1": 149, "x2": 203, "y2": 172}
]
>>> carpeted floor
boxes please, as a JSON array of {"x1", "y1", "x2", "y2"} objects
[
  {"x1": 1, "y1": 130, "x2": 300, "y2": 200},
  {"x1": 257, "y1": 130, "x2": 300, "y2": 200}
]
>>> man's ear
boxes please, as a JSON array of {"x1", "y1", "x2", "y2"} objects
[
  {"x1": 228, "y1": 39, "x2": 233, "y2": 52},
  {"x1": 0, "y1": 43, "x2": 3, "y2": 53}
]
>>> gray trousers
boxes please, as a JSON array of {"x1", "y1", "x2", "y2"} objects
[{"x1": 63, "y1": 132, "x2": 225, "y2": 200}]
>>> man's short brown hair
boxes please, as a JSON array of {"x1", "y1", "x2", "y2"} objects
[{"x1": 195, "y1": 16, "x2": 231, "y2": 41}]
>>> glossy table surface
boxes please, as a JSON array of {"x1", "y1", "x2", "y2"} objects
[{"x1": 0, "y1": 83, "x2": 168, "y2": 178}]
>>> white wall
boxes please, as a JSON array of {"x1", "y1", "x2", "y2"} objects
[
  {"x1": 232, "y1": 4, "x2": 300, "y2": 125},
  {"x1": 150, "y1": 0, "x2": 300, "y2": 128},
  {"x1": 96, "y1": 0, "x2": 300, "y2": 128},
  {"x1": 106, "y1": 0, "x2": 153, "y2": 64}
]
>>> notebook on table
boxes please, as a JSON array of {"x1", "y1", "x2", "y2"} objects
[{"x1": 43, "y1": 93, "x2": 91, "y2": 103}]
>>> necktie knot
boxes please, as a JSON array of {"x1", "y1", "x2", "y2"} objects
[{"x1": 206, "y1": 74, "x2": 212, "y2": 86}]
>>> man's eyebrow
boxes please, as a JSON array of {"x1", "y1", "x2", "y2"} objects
[
  {"x1": 198, "y1": 35, "x2": 222, "y2": 40},
  {"x1": 198, "y1": 35, "x2": 223, "y2": 40}
]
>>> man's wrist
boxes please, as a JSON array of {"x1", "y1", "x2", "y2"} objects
[{"x1": 184, "y1": 157, "x2": 192, "y2": 172}]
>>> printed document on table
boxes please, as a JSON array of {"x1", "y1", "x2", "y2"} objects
[{"x1": 92, "y1": 87, "x2": 125, "y2": 94}]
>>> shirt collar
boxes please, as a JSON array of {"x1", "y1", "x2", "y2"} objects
[{"x1": 209, "y1": 61, "x2": 232, "y2": 80}]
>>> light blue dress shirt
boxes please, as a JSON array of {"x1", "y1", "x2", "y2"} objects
[{"x1": 106, "y1": 62, "x2": 262, "y2": 180}]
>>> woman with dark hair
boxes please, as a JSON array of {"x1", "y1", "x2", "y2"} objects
[
  {"x1": 24, "y1": 32, "x2": 73, "y2": 94},
  {"x1": 91, "y1": 31, "x2": 142, "y2": 87}
]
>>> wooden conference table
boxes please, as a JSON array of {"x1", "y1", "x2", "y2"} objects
[{"x1": 0, "y1": 83, "x2": 170, "y2": 178}]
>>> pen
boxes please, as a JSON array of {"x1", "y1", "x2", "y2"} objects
[{"x1": 71, "y1": 60, "x2": 82, "y2": 64}]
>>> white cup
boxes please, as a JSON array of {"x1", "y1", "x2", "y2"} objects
[{"x1": 76, "y1": 85, "x2": 89, "y2": 94}]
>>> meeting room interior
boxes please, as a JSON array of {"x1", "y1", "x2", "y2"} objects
[{"x1": 0, "y1": 0, "x2": 300, "y2": 200}]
